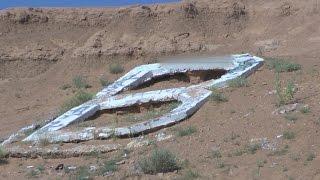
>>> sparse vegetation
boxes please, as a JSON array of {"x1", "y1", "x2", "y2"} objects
[
  {"x1": 0, "y1": 146, "x2": 8, "y2": 164},
  {"x1": 284, "y1": 114, "x2": 298, "y2": 122},
  {"x1": 99, "y1": 159, "x2": 117, "y2": 175},
  {"x1": 228, "y1": 77, "x2": 249, "y2": 88},
  {"x1": 109, "y1": 63, "x2": 124, "y2": 74},
  {"x1": 209, "y1": 88, "x2": 228, "y2": 102},
  {"x1": 58, "y1": 90, "x2": 94, "y2": 115},
  {"x1": 245, "y1": 143, "x2": 261, "y2": 154},
  {"x1": 176, "y1": 126, "x2": 197, "y2": 137},
  {"x1": 60, "y1": 84, "x2": 71, "y2": 90},
  {"x1": 306, "y1": 152, "x2": 315, "y2": 161},
  {"x1": 290, "y1": 153, "x2": 301, "y2": 161},
  {"x1": 283, "y1": 131, "x2": 295, "y2": 140},
  {"x1": 266, "y1": 57, "x2": 301, "y2": 73},
  {"x1": 73, "y1": 75, "x2": 91, "y2": 89},
  {"x1": 211, "y1": 150, "x2": 222, "y2": 159},
  {"x1": 39, "y1": 137, "x2": 50, "y2": 147},
  {"x1": 300, "y1": 106, "x2": 310, "y2": 114},
  {"x1": 99, "y1": 76, "x2": 110, "y2": 87},
  {"x1": 180, "y1": 169, "x2": 200, "y2": 180},
  {"x1": 268, "y1": 145, "x2": 289, "y2": 156},
  {"x1": 73, "y1": 166, "x2": 92, "y2": 180},
  {"x1": 138, "y1": 149, "x2": 180, "y2": 174},
  {"x1": 231, "y1": 143, "x2": 261, "y2": 156},
  {"x1": 275, "y1": 73, "x2": 296, "y2": 106}
]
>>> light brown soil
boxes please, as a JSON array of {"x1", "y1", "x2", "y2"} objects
[{"x1": 1, "y1": 0, "x2": 320, "y2": 179}]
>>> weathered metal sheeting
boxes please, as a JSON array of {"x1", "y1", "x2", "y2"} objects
[{"x1": 15, "y1": 54, "x2": 263, "y2": 144}]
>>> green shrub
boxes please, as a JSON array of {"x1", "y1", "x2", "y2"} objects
[
  {"x1": 283, "y1": 131, "x2": 295, "y2": 140},
  {"x1": 266, "y1": 58, "x2": 301, "y2": 73},
  {"x1": 209, "y1": 88, "x2": 228, "y2": 102},
  {"x1": 306, "y1": 152, "x2": 316, "y2": 161},
  {"x1": 211, "y1": 150, "x2": 222, "y2": 159},
  {"x1": 139, "y1": 149, "x2": 180, "y2": 174},
  {"x1": 0, "y1": 146, "x2": 8, "y2": 164},
  {"x1": 99, "y1": 159, "x2": 117, "y2": 175},
  {"x1": 275, "y1": 73, "x2": 295, "y2": 106},
  {"x1": 228, "y1": 77, "x2": 249, "y2": 88},
  {"x1": 99, "y1": 76, "x2": 110, "y2": 87},
  {"x1": 109, "y1": 63, "x2": 124, "y2": 74},
  {"x1": 73, "y1": 75, "x2": 91, "y2": 89},
  {"x1": 74, "y1": 166, "x2": 92, "y2": 180},
  {"x1": 58, "y1": 91, "x2": 94, "y2": 115},
  {"x1": 176, "y1": 126, "x2": 197, "y2": 137},
  {"x1": 60, "y1": 84, "x2": 71, "y2": 90},
  {"x1": 284, "y1": 114, "x2": 298, "y2": 122},
  {"x1": 300, "y1": 106, "x2": 310, "y2": 114},
  {"x1": 245, "y1": 143, "x2": 261, "y2": 154},
  {"x1": 180, "y1": 169, "x2": 200, "y2": 180}
]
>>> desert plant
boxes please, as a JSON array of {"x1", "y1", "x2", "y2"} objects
[
  {"x1": 209, "y1": 88, "x2": 228, "y2": 102},
  {"x1": 60, "y1": 84, "x2": 71, "y2": 90},
  {"x1": 275, "y1": 73, "x2": 295, "y2": 106},
  {"x1": 73, "y1": 75, "x2": 90, "y2": 89},
  {"x1": 300, "y1": 106, "x2": 310, "y2": 114},
  {"x1": 99, "y1": 76, "x2": 110, "y2": 87},
  {"x1": 109, "y1": 63, "x2": 124, "y2": 74},
  {"x1": 73, "y1": 166, "x2": 92, "y2": 180},
  {"x1": 306, "y1": 152, "x2": 316, "y2": 161},
  {"x1": 284, "y1": 114, "x2": 298, "y2": 122},
  {"x1": 228, "y1": 77, "x2": 249, "y2": 88},
  {"x1": 58, "y1": 91, "x2": 94, "y2": 115},
  {"x1": 138, "y1": 149, "x2": 180, "y2": 174},
  {"x1": 211, "y1": 150, "x2": 222, "y2": 159},
  {"x1": 283, "y1": 131, "x2": 295, "y2": 140},
  {"x1": 266, "y1": 58, "x2": 301, "y2": 73},
  {"x1": 180, "y1": 169, "x2": 200, "y2": 180},
  {"x1": 0, "y1": 146, "x2": 8, "y2": 164},
  {"x1": 176, "y1": 126, "x2": 197, "y2": 137},
  {"x1": 245, "y1": 143, "x2": 261, "y2": 154},
  {"x1": 99, "y1": 159, "x2": 117, "y2": 175}
]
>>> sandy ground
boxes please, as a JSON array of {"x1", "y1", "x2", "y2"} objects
[{"x1": 0, "y1": 0, "x2": 320, "y2": 179}]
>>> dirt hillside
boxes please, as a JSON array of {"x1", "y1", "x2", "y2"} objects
[{"x1": 0, "y1": 0, "x2": 320, "y2": 179}]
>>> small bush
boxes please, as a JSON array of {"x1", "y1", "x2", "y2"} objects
[
  {"x1": 275, "y1": 73, "x2": 295, "y2": 106},
  {"x1": 180, "y1": 169, "x2": 200, "y2": 180},
  {"x1": 0, "y1": 146, "x2": 8, "y2": 164},
  {"x1": 211, "y1": 150, "x2": 222, "y2": 159},
  {"x1": 73, "y1": 75, "x2": 91, "y2": 89},
  {"x1": 209, "y1": 88, "x2": 228, "y2": 102},
  {"x1": 176, "y1": 126, "x2": 197, "y2": 137},
  {"x1": 266, "y1": 58, "x2": 301, "y2": 73},
  {"x1": 228, "y1": 77, "x2": 249, "y2": 88},
  {"x1": 99, "y1": 159, "x2": 117, "y2": 175},
  {"x1": 58, "y1": 91, "x2": 94, "y2": 115},
  {"x1": 306, "y1": 152, "x2": 316, "y2": 161},
  {"x1": 283, "y1": 131, "x2": 295, "y2": 140},
  {"x1": 245, "y1": 143, "x2": 261, "y2": 154},
  {"x1": 109, "y1": 63, "x2": 124, "y2": 74},
  {"x1": 284, "y1": 114, "x2": 298, "y2": 122},
  {"x1": 39, "y1": 137, "x2": 50, "y2": 147},
  {"x1": 300, "y1": 106, "x2": 310, "y2": 114},
  {"x1": 60, "y1": 84, "x2": 71, "y2": 90},
  {"x1": 74, "y1": 166, "x2": 92, "y2": 180},
  {"x1": 268, "y1": 146, "x2": 289, "y2": 156},
  {"x1": 99, "y1": 76, "x2": 110, "y2": 87},
  {"x1": 139, "y1": 149, "x2": 180, "y2": 174}
]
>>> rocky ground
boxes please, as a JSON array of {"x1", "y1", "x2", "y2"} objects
[{"x1": 0, "y1": 0, "x2": 320, "y2": 179}]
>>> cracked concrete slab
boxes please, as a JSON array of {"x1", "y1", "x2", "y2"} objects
[{"x1": 3, "y1": 54, "x2": 263, "y2": 145}]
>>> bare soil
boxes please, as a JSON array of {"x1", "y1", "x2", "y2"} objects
[{"x1": 1, "y1": 0, "x2": 320, "y2": 179}]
